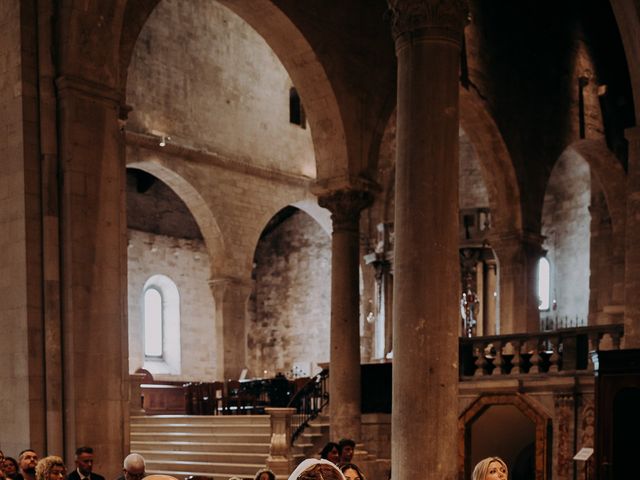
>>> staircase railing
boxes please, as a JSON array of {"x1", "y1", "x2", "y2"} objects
[{"x1": 287, "y1": 368, "x2": 329, "y2": 445}]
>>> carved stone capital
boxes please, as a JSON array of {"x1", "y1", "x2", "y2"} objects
[
  {"x1": 208, "y1": 276, "x2": 253, "y2": 299},
  {"x1": 388, "y1": 0, "x2": 468, "y2": 43},
  {"x1": 318, "y1": 190, "x2": 373, "y2": 233}
]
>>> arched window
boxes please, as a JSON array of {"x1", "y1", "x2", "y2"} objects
[
  {"x1": 142, "y1": 274, "x2": 181, "y2": 374},
  {"x1": 538, "y1": 257, "x2": 551, "y2": 311},
  {"x1": 144, "y1": 287, "x2": 163, "y2": 357}
]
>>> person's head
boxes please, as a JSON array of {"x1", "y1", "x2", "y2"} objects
[
  {"x1": 4, "y1": 458, "x2": 19, "y2": 477},
  {"x1": 339, "y1": 464, "x2": 365, "y2": 480},
  {"x1": 35, "y1": 456, "x2": 65, "y2": 480},
  {"x1": 472, "y1": 457, "x2": 508, "y2": 480},
  {"x1": 123, "y1": 454, "x2": 145, "y2": 480},
  {"x1": 75, "y1": 447, "x2": 94, "y2": 476},
  {"x1": 289, "y1": 459, "x2": 345, "y2": 480},
  {"x1": 19, "y1": 451, "x2": 38, "y2": 475},
  {"x1": 319, "y1": 443, "x2": 340, "y2": 464},
  {"x1": 253, "y1": 469, "x2": 275, "y2": 480},
  {"x1": 338, "y1": 439, "x2": 355, "y2": 463}
]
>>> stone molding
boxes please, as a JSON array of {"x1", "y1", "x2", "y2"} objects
[
  {"x1": 388, "y1": 0, "x2": 468, "y2": 42},
  {"x1": 492, "y1": 229, "x2": 545, "y2": 260},
  {"x1": 318, "y1": 189, "x2": 373, "y2": 232},
  {"x1": 126, "y1": 131, "x2": 312, "y2": 188},
  {"x1": 55, "y1": 75, "x2": 121, "y2": 106},
  {"x1": 208, "y1": 276, "x2": 253, "y2": 294}
]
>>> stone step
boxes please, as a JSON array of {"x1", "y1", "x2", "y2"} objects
[
  {"x1": 131, "y1": 415, "x2": 270, "y2": 426},
  {"x1": 130, "y1": 441, "x2": 270, "y2": 454},
  {"x1": 131, "y1": 423, "x2": 271, "y2": 434},
  {"x1": 130, "y1": 432, "x2": 270, "y2": 443},
  {"x1": 146, "y1": 467, "x2": 253, "y2": 480},
  {"x1": 146, "y1": 460, "x2": 264, "y2": 475},
  {"x1": 136, "y1": 450, "x2": 268, "y2": 464}
]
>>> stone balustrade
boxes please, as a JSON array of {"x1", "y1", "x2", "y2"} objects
[{"x1": 459, "y1": 324, "x2": 624, "y2": 378}]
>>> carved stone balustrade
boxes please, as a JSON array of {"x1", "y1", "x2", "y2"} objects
[
  {"x1": 265, "y1": 407, "x2": 296, "y2": 476},
  {"x1": 459, "y1": 324, "x2": 624, "y2": 378}
]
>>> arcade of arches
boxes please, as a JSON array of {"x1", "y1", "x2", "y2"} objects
[{"x1": 2, "y1": 1, "x2": 640, "y2": 480}]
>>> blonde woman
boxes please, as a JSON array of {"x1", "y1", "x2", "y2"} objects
[
  {"x1": 35, "y1": 457, "x2": 65, "y2": 480},
  {"x1": 472, "y1": 457, "x2": 508, "y2": 480}
]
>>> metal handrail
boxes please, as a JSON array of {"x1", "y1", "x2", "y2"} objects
[{"x1": 287, "y1": 368, "x2": 329, "y2": 445}]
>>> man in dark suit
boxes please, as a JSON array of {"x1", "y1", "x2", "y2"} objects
[{"x1": 67, "y1": 447, "x2": 105, "y2": 480}]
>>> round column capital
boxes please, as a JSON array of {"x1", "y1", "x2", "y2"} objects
[{"x1": 388, "y1": 0, "x2": 468, "y2": 44}]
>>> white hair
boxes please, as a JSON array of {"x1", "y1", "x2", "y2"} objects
[{"x1": 123, "y1": 453, "x2": 145, "y2": 470}]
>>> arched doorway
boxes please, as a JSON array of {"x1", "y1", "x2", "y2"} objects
[{"x1": 459, "y1": 393, "x2": 551, "y2": 480}]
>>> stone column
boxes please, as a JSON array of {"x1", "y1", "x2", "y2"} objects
[
  {"x1": 387, "y1": 2, "x2": 466, "y2": 480},
  {"x1": 209, "y1": 277, "x2": 253, "y2": 380},
  {"x1": 318, "y1": 190, "x2": 373, "y2": 442},
  {"x1": 492, "y1": 232, "x2": 544, "y2": 333},
  {"x1": 624, "y1": 126, "x2": 640, "y2": 347},
  {"x1": 56, "y1": 75, "x2": 127, "y2": 474}
]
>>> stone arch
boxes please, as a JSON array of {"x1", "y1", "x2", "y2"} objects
[
  {"x1": 459, "y1": 88, "x2": 523, "y2": 238},
  {"x1": 248, "y1": 203, "x2": 331, "y2": 377},
  {"x1": 126, "y1": 160, "x2": 226, "y2": 279},
  {"x1": 610, "y1": 1, "x2": 640, "y2": 120},
  {"x1": 459, "y1": 393, "x2": 551, "y2": 480},
  {"x1": 118, "y1": 0, "x2": 349, "y2": 181},
  {"x1": 567, "y1": 139, "x2": 626, "y2": 241}
]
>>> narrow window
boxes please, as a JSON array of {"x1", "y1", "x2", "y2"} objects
[
  {"x1": 144, "y1": 287, "x2": 163, "y2": 357},
  {"x1": 538, "y1": 257, "x2": 551, "y2": 311},
  {"x1": 289, "y1": 87, "x2": 306, "y2": 128}
]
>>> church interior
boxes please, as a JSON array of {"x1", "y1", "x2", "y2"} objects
[{"x1": 2, "y1": 1, "x2": 640, "y2": 480}]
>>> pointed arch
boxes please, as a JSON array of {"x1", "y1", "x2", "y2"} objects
[
  {"x1": 459, "y1": 88, "x2": 523, "y2": 238},
  {"x1": 567, "y1": 139, "x2": 626, "y2": 240}
]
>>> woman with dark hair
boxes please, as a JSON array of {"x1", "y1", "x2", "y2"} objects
[
  {"x1": 319, "y1": 443, "x2": 340, "y2": 464},
  {"x1": 339, "y1": 463, "x2": 366, "y2": 480},
  {"x1": 3, "y1": 457, "x2": 23, "y2": 480},
  {"x1": 253, "y1": 468, "x2": 276, "y2": 480},
  {"x1": 472, "y1": 457, "x2": 508, "y2": 480}
]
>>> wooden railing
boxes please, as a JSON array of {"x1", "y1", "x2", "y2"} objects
[
  {"x1": 287, "y1": 368, "x2": 329, "y2": 445},
  {"x1": 459, "y1": 324, "x2": 624, "y2": 378}
]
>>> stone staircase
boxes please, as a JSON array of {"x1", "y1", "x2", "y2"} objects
[
  {"x1": 130, "y1": 414, "x2": 389, "y2": 480},
  {"x1": 292, "y1": 415, "x2": 330, "y2": 459},
  {"x1": 130, "y1": 415, "x2": 273, "y2": 480}
]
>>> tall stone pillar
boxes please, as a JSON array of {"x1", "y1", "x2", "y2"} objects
[
  {"x1": 318, "y1": 190, "x2": 373, "y2": 442},
  {"x1": 56, "y1": 76, "x2": 127, "y2": 475},
  {"x1": 493, "y1": 232, "x2": 544, "y2": 333},
  {"x1": 210, "y1": 277, "x2": 252, "y2": 380},
  {"x1": 387, "y1": 2, "x2": 466, "y2": 479},
  {"x1": 0, "y1": 0, "x2": 46, "y2": 456},
  {"x1": 624, "y1": 126, "x2": 640, "y2": 347}
]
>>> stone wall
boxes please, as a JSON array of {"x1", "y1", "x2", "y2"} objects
[
  {"x1": 541, "y1": 149, "x2": 591, "y2": 324},
  {"x1": 128, "y1": 229, "x2": 216, "y2": 381},
  {"x1": 248, "y1": 209, "x2": 331, "y2": 378},
  {"x1": 459, "y1": 130, "x2": 490, "y2": 209},
  {"x1": 126, "y1": 0, "x2": 314, "y2": 177}
]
